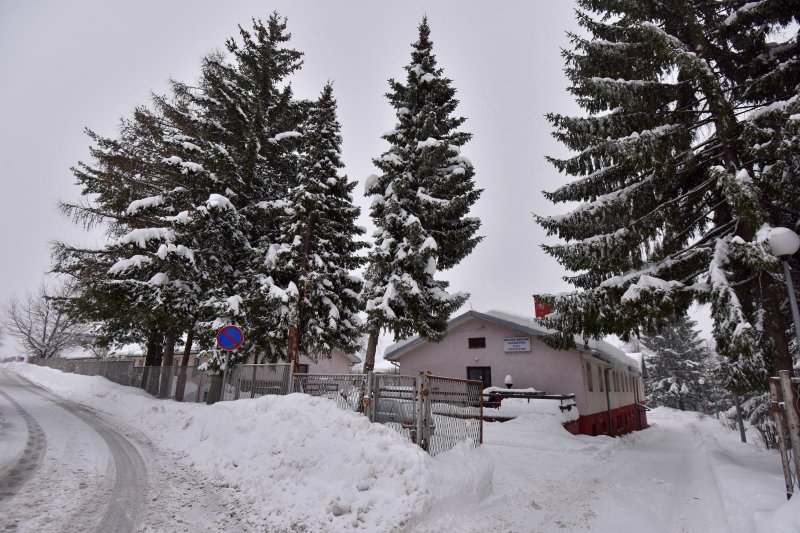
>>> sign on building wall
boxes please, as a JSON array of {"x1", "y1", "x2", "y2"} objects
[{"x1": 504, "y1": 336, "x2": 531, "y2": 352}]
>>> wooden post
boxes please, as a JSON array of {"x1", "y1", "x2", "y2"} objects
[
  {"x1": 770, "y1": 377, "x2": 794, "y2": 499},
  {"x1": 779, "y1": 370, "x2": 800, "y2": 488}
]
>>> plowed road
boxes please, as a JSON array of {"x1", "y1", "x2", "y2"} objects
[{"x1": 0, "y1": 370, "x2": 245, "y2": 532}]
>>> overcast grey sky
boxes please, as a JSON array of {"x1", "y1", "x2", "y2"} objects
[{"x1": 0, "y1": 1, "x2": 588, "y2": 357}]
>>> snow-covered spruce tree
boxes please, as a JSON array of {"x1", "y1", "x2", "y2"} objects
[
  {"x1": 641, "y1": 316, "x2": 710, "y2": 410},
  {"x1": 204, "y1": 15, "x2": 307, "y2": 367},
  {"x1": 56, "y1": 15, "x2": 306, "y2": 375},
  {"x1": 267, "y1": 84, "x2": 366, "y2": 370},
  {"x1": 55, "y1": 107, "x2": 184, "y2": 367},
  {"x1": 361, "y1": 17, "x2": 482, "y2": 372},
  {"x1": 537, "y1": 1, "x2": 800, "y2": 392}
]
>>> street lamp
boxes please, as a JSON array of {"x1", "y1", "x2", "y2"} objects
[{"x1": 767, "y1": 227, "x2": 800, "y2": 356}]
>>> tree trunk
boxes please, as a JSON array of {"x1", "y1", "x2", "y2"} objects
[
  {"x1": 764, "y1": 276, "x2": 795, "y2": 375},
  {"x1": 174, "y1": 326, "x2": 195, "y2": 402},
  {"x1": 287, "y1": 324, "x2": 300, "y2": 373},
  {"x1": 144, "y1": 329, "x2": 163, "y2": 366},
  {"x1": 143, "y1": 329, "x2": 163, "y2": 394},
  {"x1": 159, "y1": 331, "x2": 177, "y2": 399},
  {"x1": 206, "y1": 374, "x2": 222, "y2": 405},
  {"x1": 363, "y1": 330, "x2": 379, "y2": 373}
]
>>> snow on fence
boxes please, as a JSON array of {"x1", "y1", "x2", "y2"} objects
[
  {"x1": 26, "y1": 359, "x2": 483, "y2": 455},
  {"x1": 28, "y1": 357, "x2": 135, "y2": 388}
]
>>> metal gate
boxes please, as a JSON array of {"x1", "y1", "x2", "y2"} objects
[
  {"x1": 770, "y1": 370, "x2": 800, "y2": 499},
  {"x1": 367, "y1": 374, "x2": 419, "y2": 442},
  {"x1": 366, "y1": 373, "x2": 483, "y2": 455},
  {"x1": 294, "y1": 373, "x2": 368, "y2": 411},
  {"x1": 223, "y1": 364, "x2": 293, "y2": 401},
  {"x1": 427, "y1": 375, "x2": 483, "y2": 455}
]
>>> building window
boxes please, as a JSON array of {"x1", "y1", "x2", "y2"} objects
[
  {"x1": 467, "y1": 366, "x2": 492, "y2": 388},
  {"x1": 468, "y1": 337, "x2": 486, "y2": 349},
  {"x1": 586, "y1": 362, "x2": 593, "y2": 391},
  {"x1": 599, "y1": 367, "x2": 604, "y2": 392},
  {"x1": 297, "y1": 364, "x2": 309, "y2": 374}
]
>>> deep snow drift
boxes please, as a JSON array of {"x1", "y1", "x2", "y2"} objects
[{"x1": 4, "y1": 363, "x2": 798, "y2": 532}]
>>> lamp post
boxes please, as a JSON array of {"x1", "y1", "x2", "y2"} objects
[{"x1": 767, "y1": 227, "x2": 800, "y2": 360}]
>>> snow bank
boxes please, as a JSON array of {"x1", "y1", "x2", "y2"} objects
[{"x1": 5, "y1": 364, "x2": 493, "y2": 532}]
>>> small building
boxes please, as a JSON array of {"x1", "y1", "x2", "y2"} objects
[
  {"x1": 383, "y1": 310, "x2": 647, "y2": 436},
  {"x1": 298, "y1": 349, "x2": 361, "y2": 375}
]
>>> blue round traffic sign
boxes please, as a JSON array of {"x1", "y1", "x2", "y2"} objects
[{"x1": 216, "y1": 325, "x2": 244, "y2": 351}]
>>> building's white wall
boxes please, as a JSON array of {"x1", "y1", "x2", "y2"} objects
[
  {"x1": 395, "y1": 317, "x2": 588, "y2": 410},
  {"x1": 300, "y1": 348, "x2": 356, "y2": 374},
  {"x1": 580, "y1": 357, "x2": 642, "y2": 415}
]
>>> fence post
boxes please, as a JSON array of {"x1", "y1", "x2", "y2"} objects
[
  {"x1": 416, "y1": 372, "x2": 431, "y2": 451},
  {"x1": 770, "y1": 377, "x2": 794, "y2": 499},
  {"x1": 361, "y1": 372, "x2": 373, "y2": 417},
  {"x1": 779, "y1": 370, "x2": 800, "y2": 489},
  {"x1": 233, "y1": 366, "x2": 241, "y2": 401}
]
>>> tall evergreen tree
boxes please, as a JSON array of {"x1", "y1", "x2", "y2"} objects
[
  {"x1": 361, "y1": 17, "x2": 482, "y2": 372},
  {"x1": 55, "y1": 15, "x2": 306, "y2": 373},
  {"x1": 538, "y1": 0, "x2": 799, "y2": 391},
  {"x1": 267, "y1": 84, "x2": 366, "y2": 370},
  {"x1": 641, "y1": 316, "x2": 710, "y2": 410}
]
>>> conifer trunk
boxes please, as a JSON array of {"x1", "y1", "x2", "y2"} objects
[
  {"x1": 159, "y1": 330, "x2": 177, "y2": 398},
  {"x1": 287, "y1": 324, "x2": 300, "y2": 373},
  {"x1": 174, "y1": 326, "x2": 195, "y2": 402},
  {"x1": 363, "y1": 330, "x2": 379, "y2": 374},
  {"x1": 143, "y1": 329, "x2": 163, "y2": 394}
]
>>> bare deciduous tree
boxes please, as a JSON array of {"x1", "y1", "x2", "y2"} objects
[{"x1": 4, "y1": 281, "x2": 88, "y2": 358}]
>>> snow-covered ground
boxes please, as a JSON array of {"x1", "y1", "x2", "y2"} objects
[{"x1": 2, "y1": 363, "x2": 798, "y2": 532}]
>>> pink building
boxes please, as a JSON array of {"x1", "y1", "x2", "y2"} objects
[
  {"x1": 384, "y1": 310, "x2": 647, "y2": 436},
  {"x1": 298, "y1": 349, "x2": 361, "y2": 374}
]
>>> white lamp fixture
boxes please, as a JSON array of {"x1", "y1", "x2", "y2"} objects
[{"x1": 768, "y1": 227, "x2": 800, "y2": 258}]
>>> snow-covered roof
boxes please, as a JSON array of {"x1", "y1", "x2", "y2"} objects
[
  {"x1": 384, "y1": 309, "x2": 642, "y2": 372},
  {"x1": 341, "y1": 351, "x2": 362, "y2": 364}
]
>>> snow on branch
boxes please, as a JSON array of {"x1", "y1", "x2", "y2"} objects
[
  {"x1": 108, "y1": 254, "x2": 152, "y2": 275},
  {"x1": 117, "y1": 227, "x2": 175, "y2": 248},
  {"x1": 126, "y1": 195, "x2": 165, "y2": 215}
]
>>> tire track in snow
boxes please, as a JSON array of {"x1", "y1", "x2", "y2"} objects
[
  {"x1": 19, "y1": 376, "x2": 148, "y2": 532},
  {"x1": 2, "y1": 371, "x2": 147, "y2": 532},
  {"x1": 0, "y1": 384, "x2": 47, "y2": 504}
]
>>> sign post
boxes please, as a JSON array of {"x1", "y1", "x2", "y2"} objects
[{"x1": 216, "y1": 325, "x2": 244, "y2": 401}]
